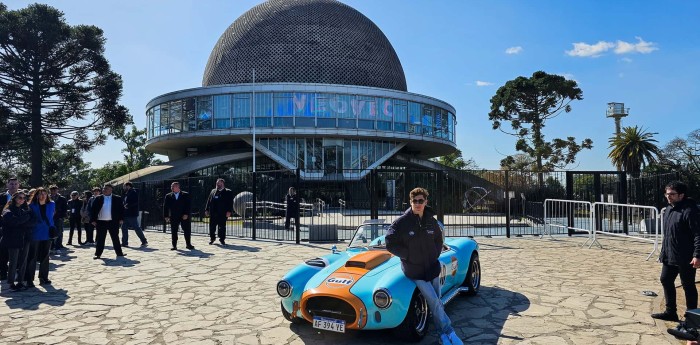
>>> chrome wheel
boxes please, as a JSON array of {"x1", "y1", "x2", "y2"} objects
[
  {"x1": 470, "y1": 258, "x2": 481, "y2": 291},
  {"x1": 413, "y1": 292, "x2": 428, "y2": 333}
]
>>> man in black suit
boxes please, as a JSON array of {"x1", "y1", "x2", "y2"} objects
[
  {"x1": 205, "y1": 178, "x2": 233, "y2": 246},
  {"x1": 121, "y1": 181, "x2": 148, "y2": 247},
  {"x1": 163, "y1": 182, "x2": 194, "y2": 250},
  {"x1": 90, "y1": 184, "x2": 126, "y2": 259}
]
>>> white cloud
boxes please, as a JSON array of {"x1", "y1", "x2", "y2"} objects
[
  {"x1": 566, "y1": 37, "x2": 658, "y2": 58},
  {"x1": 620, "y1": 57, "x2": 633, "y2": 63},
  {"x1": 614, "y1": 37, "x2": 658, "y2": 54},
  {"x1": 475, "y1": 81, "x2": 493, "y2": 87},
  {"x1": 505, "y1": 46, "x2": 523, "y2": 55},
  {"x1": 566, "y1": 41, "x2": 615, "y2": 57}
]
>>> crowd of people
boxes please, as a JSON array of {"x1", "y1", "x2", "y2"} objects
[{"x1": 0, "y1": 176, "x2": 242, "y2": 292}]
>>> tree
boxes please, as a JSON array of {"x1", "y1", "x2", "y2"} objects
[
  {"x1": 607, "y1": 126, "x2": 661, "y2": 174},
  {"x1": 431, "y1": 149, "x2": 479, "y2": 170},
  {"x1": 0, "y1": 4, "x2": 131, "y2": 186},
  {"x1": 489, "y1": 71, "x2": 593, "y2": 173},
  {"x1": 116, "y1": 125, "x2": 162, "y2": 171}
]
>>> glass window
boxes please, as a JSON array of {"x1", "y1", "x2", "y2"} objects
[
  {"x1": 153, "y1": 105, "x2": 161, "y2": 137},
  {"x1": 448, "y1": 112, "x2": 455, "y2": 142},
  {"x1": 331, "y1": 94, "x2": 354, "y2": 119},
  {"x1": 274, "y1": 93, "x2": 294, "y2": 117},
  {"x1": 293, "y1": 93, "x2": 314, "y2": 117},
  {"x1": 422, "y1": 105, "x2": 433, "y2": 136},
  {"x1": 315, "y1": 93, "x2": 332, "y2": 118},
  {"x1": 274, "y1": 117, "x2": 293, "y2": 127},
  {"x1": 160, "y1": 102, "x2": 169, "y2": 135},
  {"x1": 358, "y1": 119, "x2": 374, "y2": 130},
  {"x1": 378, "y1": 98, "x2": 393, "y2": 122},
  {"x1": 317, "y1": 118, "x2": 335, "y2": 128},
  {"x1": 197, "y1": 96, "x2": 212, "y2": 130},
  {"x1": 356, "y1": 96, "x2": 376, "y2": 120},
  {"x1": 146, "y1": 107, "x2": 154, "y2": 139},
  {"x1": 169, "y1": 100, "x2": 183, "y2": 133},
  {"x1": 344, "y1": 141, "x2": 351, "y2": 171},
  {"x1": 213, "y1": 95, "x2": 231, "y2": 129},
  {"x1": 297, "y1": 138, "x2": 305, "y2": 169},
  {"x1": 376, "y1": 121, "x2": 391, "y2": 131},
  {"x1": 296, "y1": 117, "x2": 314, "y2": 127},
  {"x1": 184, "y1": 98, "x2": 195, "y2": 132},
  {"x1": 233, "y1": 94, "x2": 250, "y2": 128},
  {"x1": 408, "y1": 102, "x2": 421, "y2": 134},
  {"x1": 255, "y1": 93, "x2": 272, "y2": 127}
]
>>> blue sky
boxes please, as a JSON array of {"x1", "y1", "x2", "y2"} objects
[{"x1": 5, "y1": 0, "x2": 700, "y2": 170}]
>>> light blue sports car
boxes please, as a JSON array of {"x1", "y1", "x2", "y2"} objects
[{"x1": 277, "y1": 220, "x2": 481, "y2": 341}]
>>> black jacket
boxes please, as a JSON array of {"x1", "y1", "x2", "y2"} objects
[
  {"x1": 52, "y1": 193, "x2": 68, "y2": 219},
  {"x1": 205, "y1": 188, "x2": 233, "y2": 217},
  {"x1": 67, "y1": 199, "x2": 83, "y2": 219},
  {"x1": 1, "y1": 204, "x2": 37, "y2": 249},
  {"x1": 123, "y1": 188, "x2": 140, "y2": 217},
  {"x1": 661, "y1": 198, "x2": 700, "y2": 266},
  {"x1": 163, "y1": 191, "x2": 191, "y2": 219},
  {"x1": 386, "y1": 207, "x2": 443, "y2": 281},
  {"x1": 90, "y1": 194, "x2": 124, "y2": 223},
  {"x1": 285, "y1": 194, "x2": 300, "y2": 217}
]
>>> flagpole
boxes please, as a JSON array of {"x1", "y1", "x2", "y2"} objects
[{"x1": 252, "y1": 69, "x2": 256, "y2": 173}]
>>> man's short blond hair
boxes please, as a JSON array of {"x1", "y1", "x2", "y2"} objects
[{"x1": 409, "y1": 187, "x2": 429, "y2": 200}]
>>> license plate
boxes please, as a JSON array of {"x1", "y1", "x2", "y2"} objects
[{"x1": 312, "y1": 316, "x2": 346, "y2": 333}]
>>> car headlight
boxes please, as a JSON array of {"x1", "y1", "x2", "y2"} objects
[
  {"x1": 277, "y1": 280, "x2": 292, "y2": 298},
  {"x1": 373, "y1": 288, "x2": 392, "y2": 309}
]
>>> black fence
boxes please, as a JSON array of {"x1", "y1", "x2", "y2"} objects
[{"x1": 116, "y1": 168, "x2": 685, "y2": 243}]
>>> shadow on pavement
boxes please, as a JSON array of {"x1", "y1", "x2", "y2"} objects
[
  {"x1": 102, "y1": 257, "x2": 140, "y2": 267},
  {"x1": 217, "y1": 244, "x2": 260, "y2": 252},
  {"x1": 285, "y1": 285, "x2": 529, "y2": 345},
  {"x1": 177, "y1": 248, "x2": 213, "y2": 258},
  {"x1": 2, "y1": 284, "x2": 69, "y2": 310}
]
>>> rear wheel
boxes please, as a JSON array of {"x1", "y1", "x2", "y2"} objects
[
  {"x1": 393, "y1": 289, "x2": 429, "y2": 342},
  {"x1": 461, "y1": 253, "x2": 481, "y2": 296},
  {"x1": 281, "y1": 301, "x2": 304, "y2": 324}
]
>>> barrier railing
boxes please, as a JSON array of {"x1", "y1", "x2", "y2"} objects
[
  {"x1": 543, "y1": 199, "x2": 598, "y2": 247},
  {"x1": 544, "y1": 199, "x2": 662, "y2": 260}
]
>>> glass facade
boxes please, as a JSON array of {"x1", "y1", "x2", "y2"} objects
[
  {"x1": 257, "y1": 137, "x2": 399, "y2": 172},
  {"x1": 147, "y1": 91, "x2": 456, "y2": 143}
]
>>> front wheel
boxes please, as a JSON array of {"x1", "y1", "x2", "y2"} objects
[
  {"x1": 461, "y1": 253, "x2": 481, "y2": 296},
  {"x1": 393, "y1": 289, "x2": 429, "y2": 342},
  {"x1": 281, "y1": 301, "x2": 304, "y2": 324}
]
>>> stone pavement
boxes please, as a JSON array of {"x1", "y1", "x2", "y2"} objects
[{"x1": 0, "y1": 231, "x2": 683, "y2": 345}]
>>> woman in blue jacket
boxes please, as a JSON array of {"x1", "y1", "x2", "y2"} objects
[
  {"x1": 1, "y1": 191, "x2": 37, "y2": 290},
  {"x1": 26, "y1": 187, "x2": 55, "y2": 287}
]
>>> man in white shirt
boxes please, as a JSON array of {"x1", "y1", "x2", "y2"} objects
[{"x1": 90, "y1": 184, "x2": 126, "y2": 259}]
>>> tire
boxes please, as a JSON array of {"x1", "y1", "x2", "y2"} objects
[
  {"x1": 393, "y1": 289, "x2": 429, "y2": 342},
  {"x1": 461, "y1": 253, "x2": 481, "y2": 296},
  {"x1": 281, "y1": 301, "x2": 304, "y2": 324}
]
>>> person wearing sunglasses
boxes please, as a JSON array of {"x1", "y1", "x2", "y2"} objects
[
  {"x1": 652, "y1": 180, "x2": 700, "y2": 322},
  {"x1": 385, "y1": 187, "x2": 463, "y2": 345}
]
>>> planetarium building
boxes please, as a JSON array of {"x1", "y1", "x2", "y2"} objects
[{"x1": 135, "y1": 0, "x2": 457, "y2": 183}]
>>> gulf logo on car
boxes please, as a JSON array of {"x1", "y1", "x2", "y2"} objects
[{"x1": 325, "y1": 275, "x2": 354, "y2": 288}]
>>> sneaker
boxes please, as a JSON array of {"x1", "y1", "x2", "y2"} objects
[
  {"x1": 447, "y1": 331, "x2": 464, "y2": 345},
  {"x1": 439, "y1": 334, "x2": 452, "y2": 345},
  {"x1": 652, "y1": 311, "x2": 679, "y2": 322}
]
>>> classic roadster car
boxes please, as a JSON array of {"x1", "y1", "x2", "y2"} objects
[{"x1": 277, "y1": 220, "x2": 480, "y2": 341}]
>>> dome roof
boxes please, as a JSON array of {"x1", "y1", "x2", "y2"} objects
[{"x1": 202, "y1": 0, "x2": 407, "y2": 91}]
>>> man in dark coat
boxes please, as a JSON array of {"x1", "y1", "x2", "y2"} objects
[
  {"x1": 84, "y1": 187, "x2": 101, "y2": 244},
  {"x1": 385, "y1": 187, "x2": 463, "y2": 345},
  {"x1": 90, "y1": 184, "x2": 126, "y2": 259},
  {"x1": 163, "y1": 182, "x2": 194, "y2": 250},
  {"x1": 285, "y1": 187, "x2": 301, "y2": 232},
  {"x1": 652, "y1": 181, "x2": 700, "y2": 322},
  {"x1": 0, "y1": 177, "x2": 20, "y2": 280},
  {"x1": 205, "y1": 178, "x2": 233, "y2": 245},
  {"x1": 121, "y1": 181, "x2": 148, "y2": 247},
  {"x1": 49, "y1": 185, "x2": 68, "y2": 251}
]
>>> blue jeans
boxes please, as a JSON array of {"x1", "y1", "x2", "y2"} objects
[
  {"x1": 413, "y1": 277, "x2": 453, "y2": 335},
  {"x1": 121, "y1": 216, "x2": 147, "y2": 246}
]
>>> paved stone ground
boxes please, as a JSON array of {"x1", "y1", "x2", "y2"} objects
[{"x1": 0, "y1": 231, "x2": 683, "y2": 344}]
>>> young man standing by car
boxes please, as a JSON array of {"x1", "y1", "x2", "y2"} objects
[
  {"x1": 385, "y1": 187, "x2": 463, "y2": 345},
  {"x1": 652, "y1": 180, "x2": 700, "y2": 322}
]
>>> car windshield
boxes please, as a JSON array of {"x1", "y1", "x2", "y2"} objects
[{"x1": 348, "y1": 223, "x2": 391, "y2": 249}]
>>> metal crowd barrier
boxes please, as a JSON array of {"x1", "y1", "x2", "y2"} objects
[
  {"x1": 544, "y1": 199, "x2": 662, "y2": 260},
  {"x1": 543, "y1": 199, "x2": 598, "y2": 248}
]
